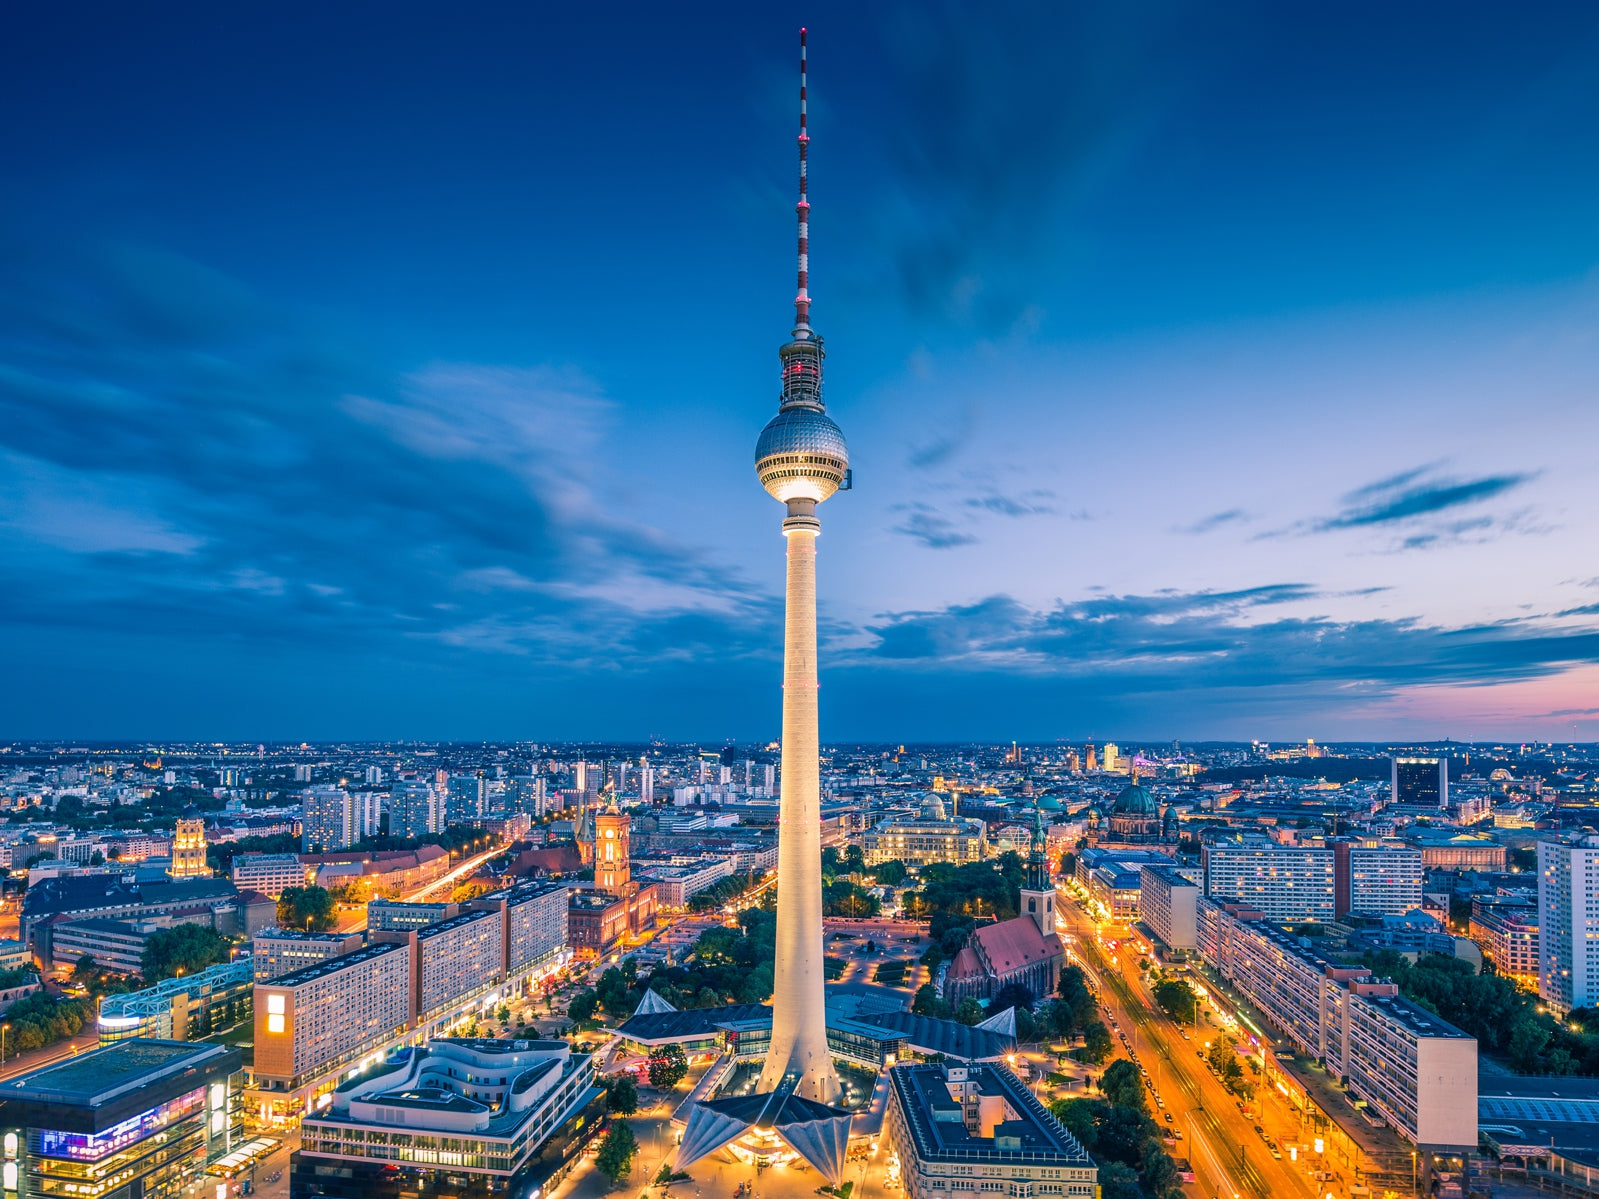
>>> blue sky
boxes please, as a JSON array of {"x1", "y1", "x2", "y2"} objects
[{"x1": 4, "y1": 3, "x2": 1599, "y2": 742}]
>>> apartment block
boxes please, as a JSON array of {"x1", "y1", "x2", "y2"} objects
[
  {"x1": 502, "y1": 882, "x2": 569, "y2": 974},
  {"x1": 253, "y1": 941, "x2": 413, "y2": 1096},
  {"x1": 368, "y1": 898, "x2": 457, "y2": 931},
  {"x1": 1202, "y1": 837, "x2": 1335, "y2": 922},
  {"x1": 251, "y1": 929, "x2": 365, "y2": 980},
  {"x1": 1334, "y1": 840, "x2": 1424, "y2": 918},
  {"x1": 1539, "y1": 837, "x2": 1599, "y2": 1014},
  {"x1": 1198, "y1": 898, "x2": 1477, "y2": 1148},
  {"x1": 302, "y1": 786, "x2": 354, "y2": 853},
  {"x1": 446, "y1": 773, "x2": 487, "y2": 823},
  {"x1": 232, "y1": 852, "x2": 309, "y2": 899},
  {"x1": 1139, "y1": 864, "x2": 1198, "y2": 951},
  {"x1": 1469, "y1": 898, "x2": 1538, "y2": 990},
  {"x1": 390, "y1": 779, "x2": 441, "y2": 839}
]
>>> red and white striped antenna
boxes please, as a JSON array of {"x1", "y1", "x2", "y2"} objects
[{"x1": 794, "y1": 27, "x2": 811, "y2": 331}]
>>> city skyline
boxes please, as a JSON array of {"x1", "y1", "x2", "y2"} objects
[{"x1": 5, "y1": 6, "x2": 1599, "y2": 741}]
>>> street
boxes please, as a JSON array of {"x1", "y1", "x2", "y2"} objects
[{"x1": 1057, "y1": 892, "x2": 1336, "y2": 1199}]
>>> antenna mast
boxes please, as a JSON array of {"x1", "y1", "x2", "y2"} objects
[{"x1": 795, "y1": 27, "x2": 811, "y2": 332}]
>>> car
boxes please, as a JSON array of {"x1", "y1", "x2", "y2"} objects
[
  {"x1": 1253, "y1": 1126, "x2": 1263, "y2": 1135},
  {"x1": 1163, "y1": 1112, "x2": 1174, "y2": 1123}
]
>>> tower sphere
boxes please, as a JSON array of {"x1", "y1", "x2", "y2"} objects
[{"x1": 755, "y1": 405, "x2": 849, "y2": 504}]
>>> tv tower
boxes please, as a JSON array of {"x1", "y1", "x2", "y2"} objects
[{"x1": 753, "y1": 26, "x2": 848, "y2": 1105}]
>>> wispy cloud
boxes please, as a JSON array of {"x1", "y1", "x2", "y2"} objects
[
  {"x1": 1256, "y1": 463, "x2": 1542, "y2": 547},
  {"x1": 1177, "y1": 508, "x2": 1247, "y2": 535},
  {"x1": 0, "y1": 241, "x2": 776, "y2": 671},
  {"x1": 964, "y1": 488, "x2": 1056, "y2": 517},
  {"x1": 859, "y1": 585, "x2": 1599, "y2": 703},
  {"x1": 894, "y1": 506, "x2": 979, "y2": 549},
  {"x1": 1317, "y1": 469, "x2": 1535, "y2": 530}
]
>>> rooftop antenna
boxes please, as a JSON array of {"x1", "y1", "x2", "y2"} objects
[{"x1": 795, "y1": 27, "x2": 811, "y2": 333}]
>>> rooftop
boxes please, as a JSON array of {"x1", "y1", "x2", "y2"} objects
[
  {"x1": 0, "y1": 1038, "x2": 239, "y2": 1110},
  {"x1": 416, "y1": 908, "x2": 496, "y2": 939},
  {"x1": 262, "y1": 939, "x2": 405, "y2": 988},
  {"x1": 890, "y1": 1063, "x2": 1094, "y2": 1166}
]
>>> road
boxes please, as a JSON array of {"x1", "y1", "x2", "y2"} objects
[
  {"x1": 1057, "y1": 894, "x2": 1328, "y2": 1199},
  {"x1": 335, "y1": 843, "x2": 510, "y2": 933}
]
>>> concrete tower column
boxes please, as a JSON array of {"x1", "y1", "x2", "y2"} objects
[{"x1": 758, "y1": 503, "x2": 839, "y2": 1102}]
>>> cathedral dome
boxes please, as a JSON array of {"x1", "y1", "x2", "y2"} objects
[{"x1": 1113, "y1": 783, "x2": 1157, "y2": 815}]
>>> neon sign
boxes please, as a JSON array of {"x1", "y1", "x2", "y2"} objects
[{"x1": 37, "y1": 1087, "x2": 205, "y2": 1161}]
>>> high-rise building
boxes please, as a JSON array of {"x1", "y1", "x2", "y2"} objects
[
  {"x1": 353, "y1": 788, "x2": 380, "y2": 843},
  {"x1": 1140, "y1": 863, "x2": 1199, "y2": 951},
  {"x1": 763, "y1": 762, "x2": 776, "y2": 794},
  {"x1": 1470, "y1": 896, "x2": 1539, "y2": 991},
  {"x1": 447, "y1": 772, "x2": 487, "y2": 824},
  {"x1": 170, "y1": 809, "x2": 211, "y2": 878},
  {"x1": 1539, "y1": 837, "x2": 1599, "y2": 1014},
  {"x1": 294, "y1": 764, "x2": 313, "y2": 783},
  {"x1": 254, "y1": 941, "x2": 413, "y2": 1099},
  {"x1": 1202, "y1": 836, "x2": 1336, "y2": 923},
  {"x1": 679, "y1": 31, "x2": 852, "y2": 1183},
  {"x1": 1393, "y1": 756, "x2": 1448, "y2": 808},
  {"x1": 365, "y1": 766, "x2": 384, "y2": 785},
  {"x1": 1102, "y1": 743, "x2": 1120, "y2": 773},
  {"x1": 1332, "y1": 840, "x2": 1423, "y2": 918},
  {"x1": 303, "y1": 786, "x2": 354, "y2": 853},
  {"x1": 640, "y1": 765, "x2": 654, "y2": 804},
  {"x1": 1085, "y1": 744, "x2": 1098, "y2": 772},
  {"x1": 391, "y1": 778, "x2": 441, "y2": 839}
]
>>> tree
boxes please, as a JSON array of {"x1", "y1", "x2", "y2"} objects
[
  {"x1": 844, "y1": 844, "x2": 867, "y2": 875},
  {"x1": 822, "y1": 881, "x2": 881, "y2": 918},
  {"x1": 71, "y1": 955, "x2": 99, "y2": 982},
  {"x1": 954, "y1": 996, "x2": 984, "y2": 1026},
  {"x1": 568, "y1": 990, "x2": 599, "y2": 1023},
  {"x1": 1081, "y1": 1020, "x2": 1113, "y2": 1064},
  {"x1": 1152, "y1": 979, "x2": 1197, "y2": 1024},
  {"x1": 872, "y1": 859, "x2": 908, "y2": 886},
  {"x1": 1057, "y1": 965, "x2": 1097, "y2": 1030},
  {"x1": 993, "y1": 982, "x2": 1036, "y2": 1013},
  {"x1": 604, "y1": 1073, "x2": 639, "y2": 1115},
  {"x1": 1098, "y1": 1060, "x2": 1146, "y2": 1113},
  {"x1": 648, "y1": 1042, "x2": 688, "y2": 1089},
  {"x1": 140, "y1": 924, "x2": 229, "y2": 983},
  {"x1": 913, "y1": 983, "x2": 952, "y2": 1019},
  {"x1": 88, "y1": 850, "x2": 104, "y2": 866},
  {"x1": 277, "y1": 885, "x2": 337, "y2": 932},
  {"x1": 595, "y1": 1122, "x2": 639, "y2": 1185}
]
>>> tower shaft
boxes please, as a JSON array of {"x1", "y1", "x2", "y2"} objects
[{"x1": 757, "y1": 515, "x2": 839, "y2": 1102}]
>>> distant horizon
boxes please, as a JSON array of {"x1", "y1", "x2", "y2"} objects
[{"x1": 3, "y1": 737, "x2": 1585, "y2": 752}]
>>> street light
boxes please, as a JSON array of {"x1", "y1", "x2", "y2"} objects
[{"x1": 0, "y1": 1023, "x2": 9, "y2": 1066}]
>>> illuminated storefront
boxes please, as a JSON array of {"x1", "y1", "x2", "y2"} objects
[{"x1": 0, "y1": 1040, "x2": 243, "y2": 1199}]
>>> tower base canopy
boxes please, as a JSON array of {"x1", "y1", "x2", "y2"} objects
[{"x1": 675, "y1": 1087, "x2": 853, "y2": 1185}]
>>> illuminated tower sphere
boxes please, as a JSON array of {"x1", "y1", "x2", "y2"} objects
[{"x1": 752, "y1": 26, "x2": 846, "y2": 1107}]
